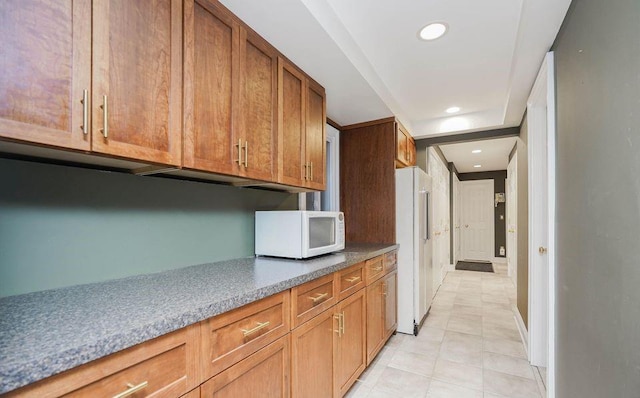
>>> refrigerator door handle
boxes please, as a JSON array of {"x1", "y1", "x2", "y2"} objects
[
  {"x1": 419, "y1": 189, "x2": 430, "y2": 241},
  {"x1": 425, "y1": 191, "x2": 430, "y2": 241}
]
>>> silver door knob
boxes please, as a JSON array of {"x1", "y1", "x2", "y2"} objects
[{"x1": 539, "y1": 246, "x2": 547, "y2": 254}]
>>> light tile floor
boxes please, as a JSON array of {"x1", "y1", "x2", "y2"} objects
[{"x1": 346, "y1": 265, "x2": 546, "y2": 398}]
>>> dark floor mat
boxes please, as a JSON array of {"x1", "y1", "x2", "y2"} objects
[{"x1": 455, "y1": 261, "x2": 494, "y2": 272}]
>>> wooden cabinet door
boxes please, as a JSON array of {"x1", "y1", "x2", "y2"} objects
[
  {"x1": 0, "y1": 0, "x2": 91, "y2": 150},
  {"x1": 366, "y1": 278, "x2": 384, "y2": 365},
  {"x1": 277, "y1": 58, "x2": 306, "y2": 187},
  {"x1": 201, "y1": 336, "x2": 290, "y2": 398},
  {"x1": 335, "y1": 289, "x2": 366, "y2": 397},
  {"x1": 407, "y1": 137, "x2": 417, "y2": 166},
  {"x1": 236, "y1": 27, "x2": 277, "y2": 181},
  {"x1": 183, "y1": 0, "x2": 238, "y2": 174},
  {"x1": 395, "y1": 123, "x2": 409, "y2": 167},
  {"x1": 291, "y1": 308, "x2": 336, "y2": 398},
  {"x1": 305, "y1": 80, "x2": 326, "y2": 190},
  {"x1": 383, "y1": 271, "x2": 398, "y2": 338},
  {"x1": 92, "y1": 0, "x2": 182, "y2": 165}
]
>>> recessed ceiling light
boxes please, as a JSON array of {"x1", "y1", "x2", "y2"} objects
[
  {"x1": 446, "y1": 106, "x2": 460, "y2": 114},
  {"x1": 472, "y1": 149, "x2": 482, "y2": 154},
  {"x1": 473, "y1": 164, "x2": 482, "y2": 168},
  {"x1": 418, "y1": 23, "x2": 448, "y2": 41}
]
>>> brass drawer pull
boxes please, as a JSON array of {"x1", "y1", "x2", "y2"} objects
[
  {"x1": 308, "y1": 292, "x2": 329, "y2": 303},
  {"x1": 112, "y1": 381, "x2": 148, "y2": 398},
  {"x1": 345, "y1": 276, "x2": 361, "y2": 283},
  {"x1": 241, "y1": 321, "x2": 270, "y2": 337},
  {"x1": 371, "y1": 266, "x2": 383, "y2": 272}
]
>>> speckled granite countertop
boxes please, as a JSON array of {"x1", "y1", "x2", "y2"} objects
[{"x1": 0, "y1": 243, "x2": 397, "y2": 394}]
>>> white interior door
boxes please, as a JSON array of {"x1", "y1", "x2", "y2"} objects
[
  {"x1": 507, "y1": 153, "x2": 518, "y2": 286},
  {"x1": 460, "y1": 180, "x2": 494, "y2": 262},
  {"x1": 527, "y1": 51, "x2": 556, "y2": 397}
]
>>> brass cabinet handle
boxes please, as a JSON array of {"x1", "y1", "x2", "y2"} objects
[
  {"x1": 81, "y1": 89, "x2": 88, "y2": 135},
  {"x1": 100, "y1": 95, "x2": 108, "y2": 138},
  {"x1": 333, "y1": 312, "x2": 345, "y2": 336},
  {"x1": 371, "y1": 266, "x2": 383, "y2": 272},
  {"x1": 241, "y1": 321, "x2": 270, "y2": 337},
  {"x1": 304, "y1": 163, "x2": 308, "y2": 180},
  {"x1": 333, "y1": 313, "x2": 342, "y2": 336},
  {"x1": 235, "y1": 139, "x2": 242, "y2": 166},
  {"x1": 381, "y1": 282, "x2": 387, "y2": 296},
  {"x1": 243, "y1": 140, "x2": 248, "y2": 168},
  {"x1": 112, "y1": 381, "x2": 148, "y2": 398},
  {"x1": 345, "y1": 276, "x2": 360, "y2": 283},
  {"x1": 308, "y1": 292, "x2": 329, "y2": 303},
  {"x1": 309, "y1": 161, "x2": 313, "y2": 182}
]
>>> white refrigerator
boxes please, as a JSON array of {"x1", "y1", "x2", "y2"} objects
[{"x1": 395, "y1": 166, "x2": 433, "y2": 335}]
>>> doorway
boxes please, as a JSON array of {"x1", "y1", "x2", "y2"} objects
[
  {"x1": 459, "y1": 179, "x2": 494, "y2": 262},
  {"x1": 527, "y1": 51, "x2": 556, "y2": 397}
]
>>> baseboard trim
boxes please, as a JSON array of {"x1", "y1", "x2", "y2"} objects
[
  {"x1": 446, "y1": 263, "x2": 456, "y2": 272},
  {"x1": 513, "y1": 304, "x2": 529, "y2": 355},
  {"x1": 492, "y1": 257, "x2": 507, "y2": 264}
]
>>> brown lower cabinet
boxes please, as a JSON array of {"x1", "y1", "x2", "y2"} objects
[
  {"x1": 291, "y1": 305, "x2": 336, "y2": 398},
  {"x1": 334, "y1": 289, "x2": 367, "y2": 397},
  {"x1": 201, "y1": 336, "x2": 290, "y2": 398},
  {"x1": 6, "y1": 254, "x2": 397, "y2": 398},
  {"x1": 291, "y1": 288, "x2": 366, "y2": 398},
  {"x1": 366, "y1": 270, "x2": 398, "y2": 365}
]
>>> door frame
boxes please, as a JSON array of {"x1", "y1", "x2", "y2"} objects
[
  {"x1": 527, "y1": 51, "x2": 556, "y2": 397},
  {"x1": 459, "y1": 179, "x2": 495, "y2": 262},
  {"x1": 506, "y1": 152, "x2": 518, "y2": 287}
]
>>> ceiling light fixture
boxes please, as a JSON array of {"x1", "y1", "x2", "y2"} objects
[
  {"x1": 446, "y1": 106, "x2": 460, "y2": 114},
  {"x1": 473, "y1": 164, "x2": 482, "y2": 168},
  {"x1": 418, "y1": 22, "x2": 448, "y2": 41},
  {"x1": 472, "y1": 149, "x2": 482, "y2": 154}
]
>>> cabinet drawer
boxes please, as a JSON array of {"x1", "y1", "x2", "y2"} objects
[
  {"x1": 291, "y1": 273, "x2": 336, "y2": 328},
  {"x1": 384, "y1": 250, "x2": 398, "y2": 273},
  {"x1": 201, "y1": 291, "x2": 290, "y2": 379},
  {"x1": 365, "y1": 256, "x2": 385, "y2": 285},
  {"x1": 6, "y1": 325, "x2": 200, "y2": 398},
  {"x1": 337, "y1": 262, "x2": 365, "y2": 301}
]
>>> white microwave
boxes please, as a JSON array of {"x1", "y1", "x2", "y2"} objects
[{"x1": 255, "y1": 211, "x2": 345, "y2": 259}]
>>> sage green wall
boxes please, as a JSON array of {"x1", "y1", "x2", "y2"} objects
[
  {"x1": 0, "y1": 158, "x2": 296, "y2": 297},
  {"x1": 553, "y1": 0, "x2": 640, "y2": 395},
  {"x1": 516, "y1": 118, "x2": 529, "y2": 328}
]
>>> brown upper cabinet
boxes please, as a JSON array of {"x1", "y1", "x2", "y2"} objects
[
  {"x1": 395, "y1": 122, "x2": 416, "y2": 168},
  {"x1": 0, "y1": 0, "x2": 183, "y2": 166},
  {"x1": 1, "y1": 0, "x2": 324, "y2": 190},
  {"x1": 184, "y1": 0, "x2": 277, "y2": 182},
  {"x1": 183, "y1": 0, "x2": 239, "y2": 175},
  {"x1": 236, "y1": 28, "x2": 278, "y2": 181},
  {"x1": 278, "y1": 58, "x2": 326, "y2": 190},
  {"x1": 0, "y1": 0, "x2": 91, "y2": 151}
]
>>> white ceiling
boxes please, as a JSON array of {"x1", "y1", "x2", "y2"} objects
[
  {"x1": 219, "y1": 0, "x2": 571, "y2": 138},
  {"x1": 439, "y1": 137, "x2": 517, "y2": 173}
]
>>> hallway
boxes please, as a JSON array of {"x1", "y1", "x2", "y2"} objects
[{"x1": 346, "y1": 267, "x2": 546, "y2": 398}]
